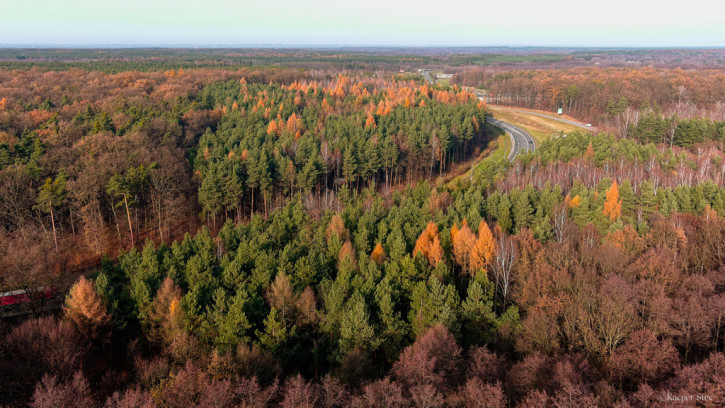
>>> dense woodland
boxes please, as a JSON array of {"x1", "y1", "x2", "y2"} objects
[
  {"x1": 455, "y1": 67, "x2": 725, "y2": 144},
  {"x1": 2, "y1": 57, "x2": 725, "y2": 407},
  {"x1": 4, "y1": 48, "x2": 725, "y2": 73}
]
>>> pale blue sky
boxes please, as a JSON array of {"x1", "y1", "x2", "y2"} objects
[{"x1": 1, "y1": 0, "x2": 724, "y2": 47}]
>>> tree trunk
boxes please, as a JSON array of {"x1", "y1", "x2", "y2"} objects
[
  {"x1": 123, "y1": 194, "x2": 134, "y2": 248},
  {"x1": 70, "y1": 206, "x2": 75, "y2": 238},
  {"x1": 156, "y1": 195, "x2": 164, "y2": 243},
  {"x1": 110, "y1": 203, "x2": 122, "y2": 243},
  {"x1": 49, "y1": 203, "x2": 58, "y2": 252}
]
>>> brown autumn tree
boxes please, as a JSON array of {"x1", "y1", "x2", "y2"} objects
[
  {"x1": 610, "y1": 329, "x2": 680, "y2": 390},
  {"x1": 339, "y1": 240, "x2": 357, "y2": 267},
  {"x1": 456, "y1": 378, "x2": 506, "y2": 408},
  {"x1": 666, "y1": 353, "x2": 725, "y2": 405},
  {"x1": 392, "y1": 323, "x2": 462, "y2": 391},
  {"x1": 1, "y1": 316, "x2": 89, "y2": 403},
  {"x1": 64, "y1": 276, "x2": 112, "y2": 341},
  {"x1": 281, "y1": 374, "x2": 321, "y2": 408},
  {"x1": 267, "y1": 272, "x2": 296, "y2": 321},
  {"x1": 326, "y1": 214, "x2": 348, "y2": 242},
  {"x1": 103, "y1": 387, "x2": 154, "y2": 408},
  {"x1": 470, "y1": 221, "x2": 496, "y2": 274},
  {"x1": 603, "y1": 180, "x2": 622, "y2": 220},
  {"x1": 467, "y1": 346, "x2": 508, "y2": 385},
  {"x1": 669, "y1": 274, "x2": 715, "y2": 360},
  {"x1": 296, "y1": 286, "x2": 319, "y2": 326},
  {"x1": 350, "y1": 378, "x2": 406, "y2": 408},
  {"x1": 30, "y1": 372, "x2": 96, "y2": 408}
]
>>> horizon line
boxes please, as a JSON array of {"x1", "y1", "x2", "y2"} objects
[{"x1": 1, "y1": 44, "x2": 725, "y2": 50}]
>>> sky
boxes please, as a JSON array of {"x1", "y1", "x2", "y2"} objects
[{"x1": 1, "y1": 0, "x2": 724, "y2": 47}]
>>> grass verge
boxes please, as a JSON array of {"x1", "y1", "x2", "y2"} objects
[{"x1": 487, "y1": 106, "x2": 581, "y2": 144}]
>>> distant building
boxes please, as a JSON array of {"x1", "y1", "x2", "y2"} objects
[{"x1": 436, "y1": 74, "x2": 453, "y2": 79}]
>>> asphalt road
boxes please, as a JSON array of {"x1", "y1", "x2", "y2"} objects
[
  {"x1": 421, "y1": 70, "x2": 435, "y2": 84},
  {"x1": 486, "y1": 117, "x2": 535, "y2": 161}
]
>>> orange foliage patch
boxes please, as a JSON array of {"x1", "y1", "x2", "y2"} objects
[{"x1": 603, "y1": 180, "x2": 622, "y2": 220}]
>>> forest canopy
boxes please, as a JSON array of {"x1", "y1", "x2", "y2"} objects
[{"x1": 2, "y1": 58, "x2": 725, "y2": 407}]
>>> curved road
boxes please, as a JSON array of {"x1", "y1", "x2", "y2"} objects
[
  {"x1": 486, "y1": 117, "x2": 535, "y2": 161},
  {"x1": 420, "y1": 72, "x2": 536, "y2": 161}
]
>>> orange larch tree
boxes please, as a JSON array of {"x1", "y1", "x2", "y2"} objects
[
  {"x1": 451, "y1": 219, "x2": 476, "y2": 272},
  {"x1": 470, "y1": 221, "x2": 496, "y2": 273},
  {"x1": 603, "y1": 180, "x2": 622, "y2": 220},
  {"x1": 371, "y1": 242, "x2": 386, "y2": 265},
  {"x1": 339, "y1": 240, "x2": 357, "y2": 266},
  {"x1": 413, "y1": 222, "x2": 444, "y2": 267},
  {"x1": 365, "y1": 114, "x2": 377, "y2": 129},
  {"x1": 428, "y1": 235, "x2": 445, "y2": 267},
  {"x1": 267, "y1": 120, "x2": 279, "y2": 135},
  {"x1": 565, "y1": 194, "x2": 581, "y2": 209},
  {"x1": 326, "y1": 214, "x2": 348, "y2": 242},
  {"x1": 64, "y1": 277, "x2": 111, "y2": 342}
]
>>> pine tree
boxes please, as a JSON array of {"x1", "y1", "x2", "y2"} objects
[
  {"x1": 409, "y1": 276, "x2": 460, "y2": 336},
  {"x1": 198, "y1": 166, "x2": 223, "y2": 226},
  {"x1": 257, "y1": 308, "x2": 293, "y2": 353},
  {"x1": 375, "y1": 277, "x2": 408, "y2": 362},
  {"x1": 638, "y1": 180, "x2": 657, "y2": 215},
  {"x1": 256, "y1": 152, "x2": 273, "y2": 217},
  {"x1": 107, "y1": 165, "x2": 149, "y2": 247},
  {"x1": 513, "y1": 192, "x2": 533, "y2": 231},
  {"x1": 35, "y1": 172, "x2": 67, "y2": 251},
  {"x1": 619, "y1": 180, "x2": 636, "y2": 218},
  {"x1": 496, "y1": 195, "x2": 512, "y2": 233},
  {"x1": 462, "y1": 271, "x2": 498, "y2": 345},
  {"x1": 339, "y1": 292, "x2": 378, "y2": 354},
  {"x1": 215, "y1": 289, "x2": 251, "y2": 348},
  {"x1": 343, "y1": 147, "x2": 357, "y2": 188}
]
